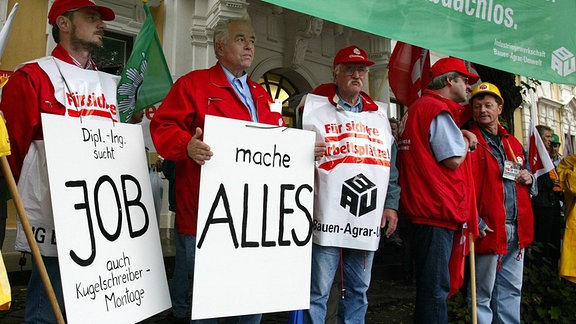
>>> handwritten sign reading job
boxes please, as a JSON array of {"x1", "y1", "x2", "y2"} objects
[
  {"x1": 192, "y1": 116, "x2": 315, "y2": 319},
  {"x1": 41, "y1": 113, "x2": 170, "y2": 323}
]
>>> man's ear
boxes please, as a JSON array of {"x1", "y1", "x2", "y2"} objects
[
  {"x1": 55, "y1": 15, "x2": 72, "y2": 33},
  {"x1": 215, "y1": 42, "x2": 224, "y2": 57}
]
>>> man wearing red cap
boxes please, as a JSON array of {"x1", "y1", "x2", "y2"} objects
[
  {"x1": 396, "y1": 57, "x2": 479, "y2": 323},
  {"x1": 301, "y1": 45, "x2": 399, "y2": 323},
  {"x1": 0, "y1": 0, "x2": 116, "y2": 322},
  {"x1": 467, "y1": 82, "x2": 535, "y2": 323}
]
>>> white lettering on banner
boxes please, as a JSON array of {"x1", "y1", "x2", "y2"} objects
[
  {"x1": 41, "y1": 114, "x2": 170, "y2": 323},
  {"x1": 30, "y1": 227, "x2": 57, "y2": 245},
  {"x1": 492, "y1": 38, "x2": 547, "y2": 68},
  {"x1": 428, "y1": 0, "x2": 517, "y2": 30},
  {"x1": 302, "y1": 94, "x2": 392, "y2": 251},
  {"x1": 419, "y1": 7, "x2": 560, "y2": 74}
]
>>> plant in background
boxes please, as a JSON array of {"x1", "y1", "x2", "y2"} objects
[
  {"x1": 522, "y1": 242, "x2": 576, "y2": 323},
  {"x1": 448, "y1": 242, "x2": 576, "y2": 323}
]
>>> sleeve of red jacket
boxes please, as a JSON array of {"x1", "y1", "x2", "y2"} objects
[
  {"x1": 0, "y1": 69, "x2": 43, "y2": 182},
  {"x1": 150, "y1": 77, "x2": 195, "y2": 162}
]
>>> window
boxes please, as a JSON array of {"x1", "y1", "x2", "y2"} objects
[
  {"x1": 92, "y1": 31, "x2": 134, "y2": 75},
  {"x1": 258, "y1": 70, "x2": 300, "y2": 127}
]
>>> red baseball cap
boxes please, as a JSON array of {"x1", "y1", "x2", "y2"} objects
[
  {"x1": 333, "y1": 45, "x2": 375, "y2": 69},
  {"x1": 429, "y1": 57, "x2": 480, "y2": 84},
  {"x1": 48, "y1": 0, "x2": 115, "y2": 24}
]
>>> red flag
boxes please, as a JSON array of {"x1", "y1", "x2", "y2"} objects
[
  {"x1": 388, "y1": 42, "x2": 430, "y2": 107},
  {"x1": 529, "y1": 123, "x2": 555, "y2": 178},
  {"x1": 448, "y1": 159, "x2": 479, "y2": 297}
]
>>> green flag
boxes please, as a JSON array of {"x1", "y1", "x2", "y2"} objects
[{"x1": 117, "y1": 2, "x2": 173, "y2": 123}]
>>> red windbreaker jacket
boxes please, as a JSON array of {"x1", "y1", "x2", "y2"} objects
[
  {"x1": 150, "y1": 63, "x2": 284, "y2": 236},
  {"x1": 469, "y1": 123, "x2": 534, "y2": 254}
]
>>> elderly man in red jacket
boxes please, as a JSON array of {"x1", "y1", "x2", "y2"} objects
[
  {"x1": 151, "y1": 17, "x2": 324, "y2": 323},
  {"x1": 468, "y1": 82, "x2": 534, "y2": 324}
]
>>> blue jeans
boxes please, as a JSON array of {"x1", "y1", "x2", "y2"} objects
[
  {"x1": 172, "y1": 226, "x2": 195, "y2": 319},
  {"x1": 412, "y1": 224, "x2": 454, "y2": 324},
  {"x1": 175, "y1": 234, "x2": 261, "y2": 324},
  {"x1": 474, "y1": 224, "x2": 523, "y2": 324},
  {"x1": 304, "y1": 244, "x2": 374, "y2": 324},
  {"x1": 25, "y1": 256, "x2": 65, "y2": 324}
]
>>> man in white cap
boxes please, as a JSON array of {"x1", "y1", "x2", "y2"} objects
[
  {"x1": 0, "y1": 0, "x2": 116, "y2": 322},
  {"x1": 302, "y1": 45, "x2": 399, "y2": 323}
]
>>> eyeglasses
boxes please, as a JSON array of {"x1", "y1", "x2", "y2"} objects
[{"x1": 343, "y1": 66, "x2": 369, "y2": 76}]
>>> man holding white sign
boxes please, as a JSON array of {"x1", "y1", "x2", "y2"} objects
[
  {"x1": 0, "y1": 1, "x2": 119, "y2": 322},
  {"x1": 301, "y1": 45, "x2": 400, "y2": 323},
  {"x1": 151, "y1": 17, "x2": 325, "y2": 323}
]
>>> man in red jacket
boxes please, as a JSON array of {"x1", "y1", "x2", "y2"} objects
[
  {"x1": 397, "y1": 57, "x2": 479, "y2": 323},
  {"x1": 468, "y1": 82, "x2": 534, "y2": 324},
  {"x1": 150, "y1": 17, "x2": 323, "y2": 323},
  {"x1": 0, "y1": 0, "x2": 117, "y2": 322}
]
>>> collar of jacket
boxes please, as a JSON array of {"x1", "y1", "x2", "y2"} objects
[
  {"x1": 51, "y1": 44, "x2": 97, "y2": 70},
  {"x1": 312, "y1": 83, "x2": 379, "y2": 112}
]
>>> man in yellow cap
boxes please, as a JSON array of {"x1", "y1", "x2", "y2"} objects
[
  {"x1": 0, "y1": 0, "x2": 117, "y2": 322},
  {"x1": 467, "y1": 82, "x2": 535, "y2": 323}
]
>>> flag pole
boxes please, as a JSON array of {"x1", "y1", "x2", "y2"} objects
[
  {"x1": 0, "y1": 153, "x2": 65, "y2": 323},
  {"x1": 469, "y1": 232, "x2": 477, "y2": 324}
]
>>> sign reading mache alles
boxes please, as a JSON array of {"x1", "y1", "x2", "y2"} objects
[
  {"x1": 42, "y1": 114, "x2": 170, "y2": 323},
  {"x1": 192, "y1": 116, "x2": 316, "y2": 320}
]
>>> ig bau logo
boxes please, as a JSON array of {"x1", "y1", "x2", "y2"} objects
[
  {"x1": 340, "y1": 173, "x2": 377, "y2": 217},
  {"x1": 552, "y1": 47, "x2": 576, "y2": 77}
]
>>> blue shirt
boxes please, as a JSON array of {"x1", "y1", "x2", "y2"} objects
[
  {"x1": 481, "y1": 129, "x2": 519, "y2": 223},
  {"x1": 429, "y1": 112, "x2": 467, "y2": 162},
  {"x1": 337, "y1": 95, "x2": 362, "y2": 113},
  {"x1": 222, "y1": 64, "x2": 258, "y2": 122}
]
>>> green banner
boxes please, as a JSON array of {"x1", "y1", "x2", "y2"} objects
[{"x1": 262, "y1": 0, "x2": 576, "y2": 85}]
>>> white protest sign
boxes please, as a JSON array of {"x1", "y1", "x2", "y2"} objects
[
  {"x1": 192, "y1": 115, "x2": 315, "y2": 320},
  {"x1": 303, "y1": 94, "x2": 392, "y2": 251},
  {"x1": 41, "y1": 113, "x2": 171, "y2": 324}
]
